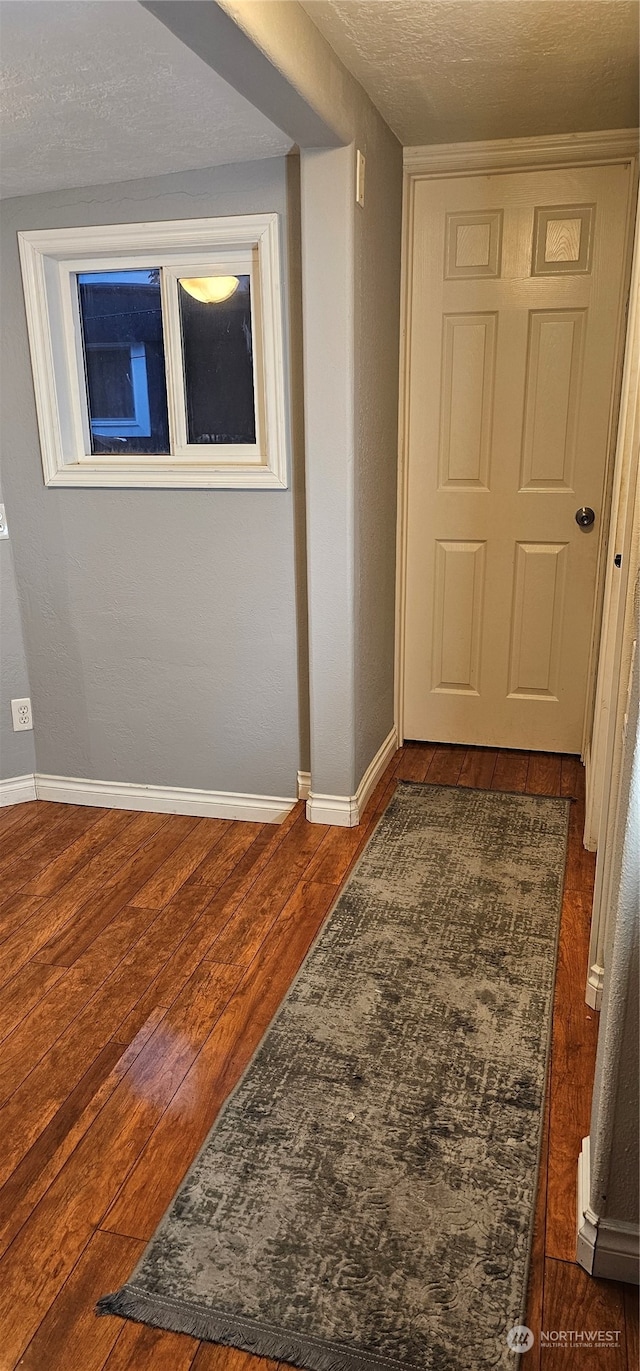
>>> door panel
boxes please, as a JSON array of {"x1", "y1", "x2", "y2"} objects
[
  {"x1": 439, "y1": 313, "x2": 496, "y2": 488},
  {"x1": 432, "y1": 539, "x2": 485, "y2": 694},
  {"x1": 507, "y1": 542, "x2": 567, "y2": 699},
  {"x1": 403, "y1": 165, "x2": 631, "y2": 752},
  {"x1": 520, "y1": 310, "x2": 585, "y2": 490}
]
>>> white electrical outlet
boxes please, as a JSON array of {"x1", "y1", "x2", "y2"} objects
[
  {"x1": 11, "y1": 697, "x2": 33, "y2": 731},
  {"x1": 0, "y1": 504, "x2": 8, "y2": 539}
]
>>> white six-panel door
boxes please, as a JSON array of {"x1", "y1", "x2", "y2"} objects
[{"x1": 403, "y1": 164, "x2": 632, "y2": 752}]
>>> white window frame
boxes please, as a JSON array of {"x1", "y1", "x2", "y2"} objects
[{"x1": 18, "y1": 215, "x2": 288, "y2": 489}]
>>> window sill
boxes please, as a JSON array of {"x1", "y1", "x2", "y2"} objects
[{"x1": 44, "y1": 461, "x2": 288, "y2": 490}]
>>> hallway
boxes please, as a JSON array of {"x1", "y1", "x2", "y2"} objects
[{"x1": 0, "y1": 744, "x2": 636, "y2": 1367}]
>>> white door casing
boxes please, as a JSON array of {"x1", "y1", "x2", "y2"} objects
[
  {"x1": 400, "y1": 158, "x2": 635, "y2": 752},
  {"x1": 585, "y1": 192, "x2": 640, "y2": 1006}
]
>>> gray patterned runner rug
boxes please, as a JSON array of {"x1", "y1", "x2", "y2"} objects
[{"x1": 99, "y1": 782, "x2": 569, "y2": 1370}]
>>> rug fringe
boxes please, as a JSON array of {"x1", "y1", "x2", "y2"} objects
[{"x1": 97, "y1": 1284, "x2": 393, "y2": 1371}]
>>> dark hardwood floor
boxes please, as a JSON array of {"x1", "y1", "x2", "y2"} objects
[{"x1": 0, "y1": 744, "x2": 636, "y2": 1369}]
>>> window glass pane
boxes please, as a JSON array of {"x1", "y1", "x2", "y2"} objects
[
  {"x1": 85, "y1": 347, "x2": 135, "y2": 420},
  {"x1": 178, "y1": 274, "x2": 256, "y2": 446},
  {"x1": 77, "y1": 270, "x2": 170, "y2": 455}
]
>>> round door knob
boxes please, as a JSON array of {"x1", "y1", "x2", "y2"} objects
[{"x1": 575, "y1": 506, "x2": 596, "y2": 529}]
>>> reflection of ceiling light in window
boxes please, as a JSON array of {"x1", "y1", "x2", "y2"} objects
[{"x1": 180, "y1": 276, "x2": 240, "y2": 304}]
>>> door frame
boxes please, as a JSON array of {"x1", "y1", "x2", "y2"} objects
[
  {"x1": 584, "y1": 193, "x2": 640, "y2": 1008},
  {"x1": 395, "y1": 129, "x2": 639, "y2": 760}
]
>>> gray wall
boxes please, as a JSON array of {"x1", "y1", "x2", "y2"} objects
[
  {"x1": 300, "y1": 145, "x2": 357, "y2": 797},
  {"x1": 0, "y1": 157, "x2": 306, "y2": 797},
  {"x1": 0, "y1": 485, "x2": 35, "y2": 780},
  {"x1": 138, "y1": 2, "x2": 404, "y2": 801},
  {"x1": 301, "y1": 131, "x2": 402, "y2": 798},
  {"x1": 353, "y1": 120, "x2": 402, "y2": 783}
]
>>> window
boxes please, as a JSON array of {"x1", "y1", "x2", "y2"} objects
[
  {"x1": 77, "y1": 270, "x2": 169, "y2": 453},
  {"x1": 18, "y1": 215, "x2": 288, "y2": 488}
]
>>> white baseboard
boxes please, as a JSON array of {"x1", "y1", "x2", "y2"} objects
[
  {"x1": 577, "y1": 1136, "x2": 640, "y2": 1284},
  {"x1": 585, "y1": 963, "x2": 605, "y2": 1011},
  {"x1": 306, "y1": 793, "x2": 359, "y2": 827},
  {"x1": 27, "y1": 773, "x2": 296, "y2": 824},
  {"x1": 0, "y1": 773, "x2": 37, "y2": 806},
  {"x1": 2, "y1": 737, "x2": 399, "y2": 828},
  {"x1": 306, "y1": 727, "x2": 398, "y2": 828},
  {"x1": 356, "y1": 726, "x2": 399, "y2": 817}
]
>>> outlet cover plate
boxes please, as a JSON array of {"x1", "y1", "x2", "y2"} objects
[{"x1": 11, "y1": 697, "x2": 33, "y2": 731}]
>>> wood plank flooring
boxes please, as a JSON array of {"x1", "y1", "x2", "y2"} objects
[{"x1": 0, "y1": 745, "x2": 635, "y2": 1369}]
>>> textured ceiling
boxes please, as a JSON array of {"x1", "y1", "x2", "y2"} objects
[
  {"x1": 0, "y1": 1, "x2": 292, "y2": 199},
  {"x1": 300, "y1": 1, "x2": 640, "y2": 145}
]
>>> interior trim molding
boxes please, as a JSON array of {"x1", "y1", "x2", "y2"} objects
[
  {"x1": 297, "y1": 770, "x2": 311, "y2": 801},
  {"x1": 355, "y1": 726, "x2": 398, "y2": 818},
  {"x1": 26, "y1": 773, "x2": 295, "y2": 824},
  {"x1": 18, "y1": 213, "x2": 289, "y2": 490},
  {"x1": 0, "y1": 773, "x2": 38, "y2": 806},
  {"x1": 584, "y1": 195, "x2": 640, "y2": 1005},
  {"x1": 306, "y1": 792, "x2": 359, "y2": 828},
  {"x1": 577, "y1": 1136, "x2": 640, "y2": 1284},
  {"x1": 585, "y1": 962, "x2": 605, "y2": 1012},
  {"x1": 306, "y1": 727, "x2": 398, "y2": 828},
  {"x1": 404, "y1": 128, "x2": 639, "y2": 177}
]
